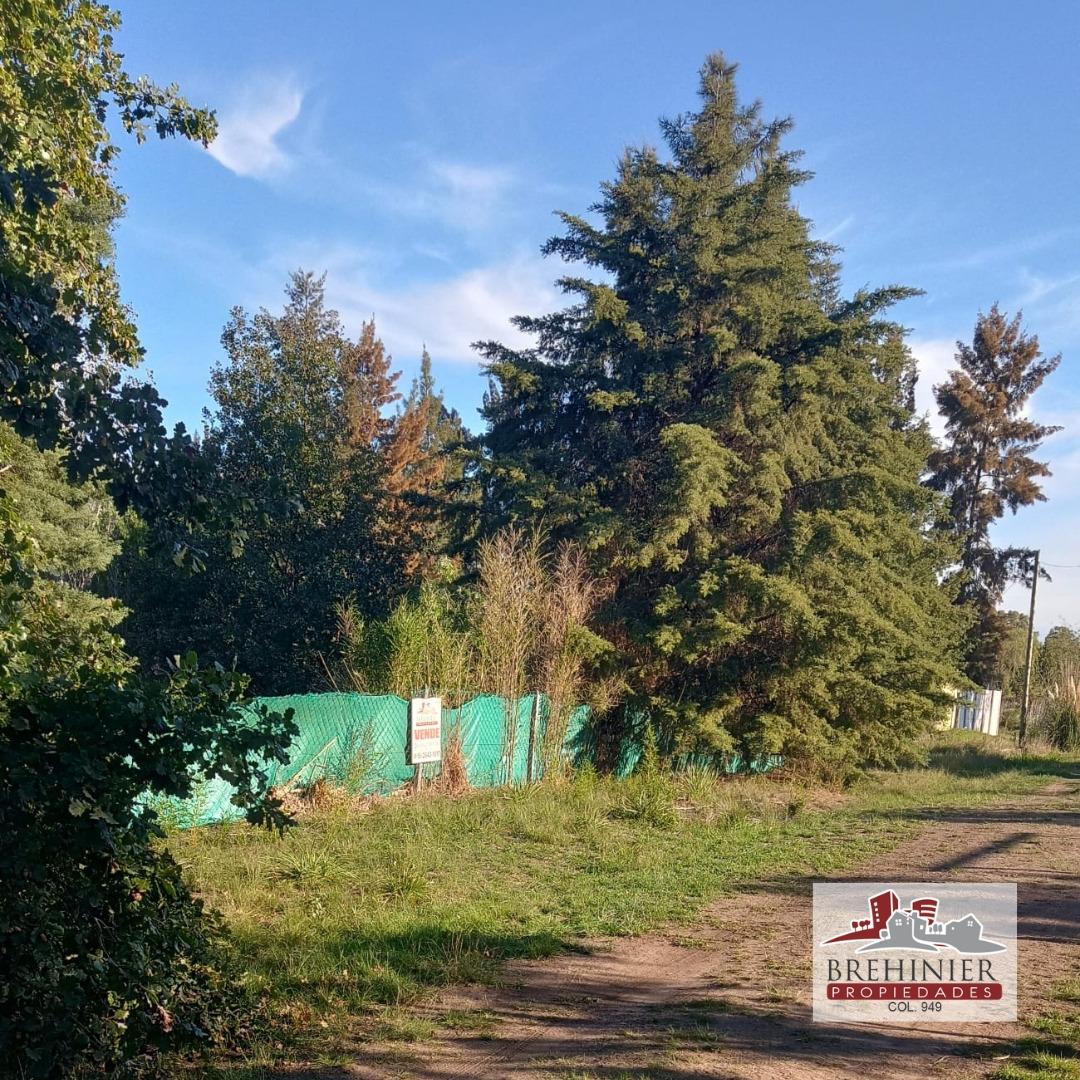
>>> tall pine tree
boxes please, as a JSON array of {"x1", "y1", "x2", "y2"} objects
[
  {"x1": 382, "y1": 348, "x2": 468, "y2": 576},
  {"x1": 928, "y1": 305, "x2": 1060, "y2": 682},
  {"x1": 117, "y1": 275, "x2": 404, "y2": 689},
  {"x1": 341, "y1": 319, "x2": 400, "y2": 449},
  {"x1": 481, "y1": 54, "x2": 964, "y2": 769}
]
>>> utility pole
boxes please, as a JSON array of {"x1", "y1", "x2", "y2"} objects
[{"x1": 1018, "y1": 549, "x2": 1040, "y2": 752}]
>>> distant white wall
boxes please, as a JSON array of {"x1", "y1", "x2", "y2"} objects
[{"x1": 953, "y1": 688, "x2": 1002, "y2": 736}]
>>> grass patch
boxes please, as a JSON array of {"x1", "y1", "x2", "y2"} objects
[
  {"x1": 171, "y1": 732, "x2": 1076, "y2": 1074},
  {"x1": 366, "y1": 1012, "x2": 438, "y2": 1042},
  {"x1": 992, "y1": 976, "x2": 1080, "y2": 1080},
  {"x1": 436, "y1": 1007, "x2": 498, "y2": 1037},
  {"x1": 993, "y1": 1052, "x2": 1080, "y2": 1080}
]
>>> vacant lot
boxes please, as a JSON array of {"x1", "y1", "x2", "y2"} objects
[
  {"x1": 170, "y1": 735, "x2": 1079, "y2": 1077},
  {"x1": 350, "y1": 776, "x2": 1078, "y2": 1080}
]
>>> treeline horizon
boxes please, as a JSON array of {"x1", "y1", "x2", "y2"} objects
[
  {"x1": 8, "y1": 53, "x2": 1066, "y2": 761},
  {"x1": 86, "y1": 57, "x2": 1062, "y2": 774},
  {"x1": 97, "y1": 268, "x2": 1071, "y2": 707}
]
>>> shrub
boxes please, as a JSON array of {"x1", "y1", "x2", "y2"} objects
[
  {"x1": 336, "y1": 562, "x2": 473, "y2": 702},
  {"x1": 0, "y1": 496, "x2": 297, "y2": 1078},
  {"x1": 335, "y1": 527, "x2": 609, "y2": 786},
  {"x1": 324, "y1": 719, "x2": 386, "y2": 794},
  {"x1": 1037, "y1": 659, "x2": 1080, "y2": 751}
]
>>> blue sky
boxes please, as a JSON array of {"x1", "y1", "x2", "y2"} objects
[{"x1": 110, "y1": 0, "x2": 1079, "y2": 630}]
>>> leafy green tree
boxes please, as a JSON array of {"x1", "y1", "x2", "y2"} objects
[
  {"x1": 1036, "y1": 624, "x2": 1080, "y2": 690},
  {"x1": 0, "y1": 1, "x2": 237, "y2": 562},
  {"x1": 1, "y1": 1, "x2": 213, "y2": 368},
  {"x1": 0, "y1": 465, "x2": 295, "y2": 1078},
  {"x1": 982, "y1": 609, "x2": 1036, "y2": 696},
  {"x1": 928, "y1": 306, "x2": 1060, "y2": 681},
  {"x1": 481, "y1": 54, "x2": 965, "y2": 770},
  {"x1": 0, "y1": 12, "x2": 300, "y2": 1073}
]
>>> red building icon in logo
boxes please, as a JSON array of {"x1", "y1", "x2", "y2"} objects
[
  {"x1": 824, "y1": 889, "x2": 900, "y2": 942},
  {"x1": 909, "y1": 897, "x2": 939, "y2": 925}
]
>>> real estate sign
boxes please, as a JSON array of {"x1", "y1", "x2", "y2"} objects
[
  {"x1": 408, "y1": 696, "x2": 442, "y2": 765},
  {"x1": 813, "y1": 882, "x2": 1017, "y2": 1023}
]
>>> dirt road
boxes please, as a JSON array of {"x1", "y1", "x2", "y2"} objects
[{"x1": 349, "y1": 779, "x2": 1079, "y2": 1080}]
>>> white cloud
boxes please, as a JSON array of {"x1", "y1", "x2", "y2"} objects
[
  {"x1": 921, "y1": 225, "x2": 1080, "y2": 273},
  {"x1": 910, "y1": 337, "x2": 956, "y2": 439},
  {"x1": 430, "y1": 161, "x2": 514, "y2": 200},
  {"x1": 1013, "y1": 272, "x2": 1080, "y2": 343},
  {"x1": 366, "y1": 158, "x2": 519, "y2": 235},
  {"x1": 325, "y1": 251, "x2": 558, "y2": 363},
  {"x1": 207, "y1": 76, "x2": 303, "y2": 179},
  {"x1": 1017, "y1": 268, "x2": 1080, "y2": 307},
  {"x1": 129, "y1": 217, "x2": 559, "y2": 366}
]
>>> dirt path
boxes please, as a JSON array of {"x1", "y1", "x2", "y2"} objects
[{"x1": 345, "y1": 780, "x2": 1079, "y2": 1080}]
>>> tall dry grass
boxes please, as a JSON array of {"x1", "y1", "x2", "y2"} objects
[
  {"x1": 471, "y1": 527, "x2": 546, "y2": 782},
  {"x1": 1035, "y1": 658, "x2": 1080, "y2": 751},
  {"x1": 333, "y1": 526, "x2": 607, "y2": 786},
  {"x1": 535, "y1": 543, "x2": 605, "y2": 775}
]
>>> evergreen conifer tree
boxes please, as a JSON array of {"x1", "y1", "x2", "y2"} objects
[
  {"x1": 342, "y1": 319, "x2": 401, "y2": 449},
  {"x1": 381, "y1": 347, "x2": 468, "y2": 576},
  {"x1": 481, "y1": 54, "x2": 965, "y2": 768},
  {"x1": 928, "y1": 306, "x2": 1060, "y2": 682}
]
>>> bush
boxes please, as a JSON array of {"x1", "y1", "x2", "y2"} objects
[
  {"x1": 1037, "y1": 660, "x2": 1080, "y2": 751},
  {"x1": 613, "y1": 723, "x2": 677, "y2": 826},
  {"x1": 0, "y1": 496, "x2": 297, "y2": 1078}
]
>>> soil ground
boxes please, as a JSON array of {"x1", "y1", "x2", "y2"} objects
[{"x1": 345, "y1": 779, "x2": 1079, "y2": 1080}]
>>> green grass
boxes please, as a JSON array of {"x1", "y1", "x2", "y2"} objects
[
  {"x1": 993, "y1": 1053, "x2": 1080, "y2": 1080},
  {"x1": 992, "y1": 977, "x2": 1080, "y2": 1080},
  {"x1": 170, "y1": 732, "x2": 1076, "y2": 1074}
]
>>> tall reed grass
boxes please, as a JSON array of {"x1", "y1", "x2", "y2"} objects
[
  {"x1": 333, "y1": 526, "x2": 608, "y2": 786},
  {"x1": 1035, "y1": 658, "x2": 1080, "y2": 750}
]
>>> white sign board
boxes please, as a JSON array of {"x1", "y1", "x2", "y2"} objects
[{"x1": 408, "y1": 697, "x2": 442, "y2": 765}]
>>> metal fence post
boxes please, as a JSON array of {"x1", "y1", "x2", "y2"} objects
[{"x1": 526, "y1": 692, "x2": 540, "y2": 783}]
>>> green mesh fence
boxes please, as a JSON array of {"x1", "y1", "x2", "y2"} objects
[
  {"x1": 151, "y1": 693, "x2": 590, "y2": 827},
  {"x1": 256, "y1": 692, "x2": 590, "y2": 793},
  {"x1": 148, "y1": 693, "x2": 778, "y2": 828}
]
